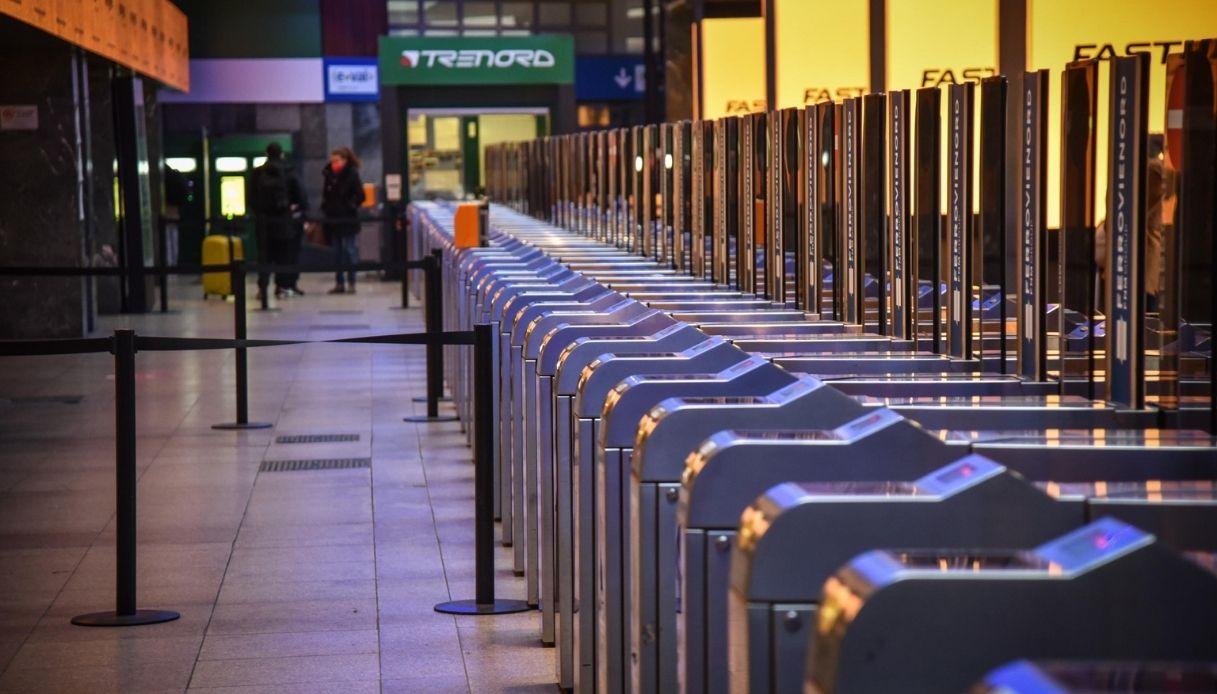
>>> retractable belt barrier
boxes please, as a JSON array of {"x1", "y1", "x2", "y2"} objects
[
  {"x1": 1, "y1": 252, "x2": 445, "y2": 424},
  {"x1": 0, "y1": 322, "x2": 515, "y2": 627}
]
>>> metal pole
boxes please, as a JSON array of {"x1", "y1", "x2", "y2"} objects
[
  {"x1": 115, "y1": 329, "x2": 138, "y2": 613},
  {"x1": 473, "y1": 323, "x2": 495, "y2": 605},
  {"x1": 235, "y1": 260, "x2": 249, "y2": 423},
  {"x1": 213, "y1": 259, "x2": 272, "y2": 430},
  {"x1": 400, "y1": 259, "x2": 410, "y2": 309},
  {"x1": 434, "y1": 323, "x2": 531, "y2": 616},
  {"x1": 394, "y1": 211, "x2": 412, "y2": 310},
  {"x1": 72, "y1": 330, "x2": 179, "y2": 627},
  {"x1": 405, "y1": 252, "x2": 458, "y2": 422},
  {"x1": 430, "y1": 248, "x2": 445, "y2": 401},
  {"x1": 157, "y1": 218, "x2": 169, "y2": 313}
]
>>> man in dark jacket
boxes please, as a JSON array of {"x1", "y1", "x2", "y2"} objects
[
  {"x1": 251, "y1": 142, "x2": 306, "y2": 301},
  {"x1": 322, "y1": 147, "x2": 366, "y2": 293}
]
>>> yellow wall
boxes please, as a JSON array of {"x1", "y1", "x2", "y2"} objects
[
  {"x1": 774, "y1": 0, "x2": 869, "y2": 108},
  {"x1": 701, "y1": 17, "x2": 767, "y2": 119},
  {"x1": 888, "y1": 0, "x2": 998, "y2": 213},
  {"x1": 1029, "y1": 0, "x2": 1217, "y2": 225},
  {"x1": 887, "y1": 0, "x2": 998, "y2": 91}
]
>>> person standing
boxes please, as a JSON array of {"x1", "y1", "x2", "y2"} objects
[
  {"x1": 251, "y1": 142, "x2": 306, "y2": 301},
  {"x1": 322, "y1": 147, "x2": 366, "y2": 294}
]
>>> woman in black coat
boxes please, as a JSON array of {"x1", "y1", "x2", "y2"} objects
[{"x1": 322, "y1": 147, "x2": 366, "y2": 293}]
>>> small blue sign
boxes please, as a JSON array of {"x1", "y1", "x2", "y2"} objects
[
  {"x1": 575, "y1": 56, "x2": 645, "y2": 101},
  {"x1": 324, "y1": 58, "x2": 380, "y2": 102}
]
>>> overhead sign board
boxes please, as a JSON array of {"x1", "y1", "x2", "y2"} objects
[
  {"x1": 378, "y1": 35, "x2": 574, "y2": 86},
  {"x1": 325, "y1": 58, "x2": 380, "y2": 102},
  {"x1": 1, "y1": 0, "x2": 189, "y2": 91},
  {"x1": 575, "y1": 56, "x2": 645, "y2": 101}
]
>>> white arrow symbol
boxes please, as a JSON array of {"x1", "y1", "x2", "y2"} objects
[{"x1": 614, "y1": 68, "x2": 632, "y2": 89}]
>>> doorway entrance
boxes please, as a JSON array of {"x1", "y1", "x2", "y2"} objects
[{"x1": 406, "y1": 108, "x2": 548, "y2": 201}]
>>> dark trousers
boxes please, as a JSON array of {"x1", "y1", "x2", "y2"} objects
[
  {"x1": 333, "y1": 234, "x2": 359, "y2": 288},
  {"x1": 279, "y1": 228, "x2": 303, "y2": 289},
  {"x1": 257, "y1": 233, "x2": 297, "y2": 291}
]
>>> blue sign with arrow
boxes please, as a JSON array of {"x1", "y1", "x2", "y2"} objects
[{"x1": 575, "y1": 55, "x2": 646, "y2": 101}]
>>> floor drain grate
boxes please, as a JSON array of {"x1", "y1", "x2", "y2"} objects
[
  {"x1": 309, "y1": 324, "x2": 372, "y2": 331},
  {"x1": 275, "y1": 434, "x2": 361, "y2": 444},
  {"x1": 2, "y1": 395, "x2": 84, "y2": 405},
  {"x1": 259, "y1": 458, "x2": 371, "y2": 472}
]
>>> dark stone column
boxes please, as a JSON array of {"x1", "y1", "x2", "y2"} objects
[
  {"x1": 112, "y1": 71, "x2": 155, "y2": 313},
  {"x1": 86, "y1": 54, "x2": 121, "y2": 316},
  {"x1": 0, "y1": 17, "x2": 87, "y2": 339}
]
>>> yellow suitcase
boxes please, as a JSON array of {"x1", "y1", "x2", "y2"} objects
[{"x1": 202, "y1": 234, "x2": 243, "y2": 298}]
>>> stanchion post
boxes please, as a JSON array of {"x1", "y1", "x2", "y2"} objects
[
  {"x1": 157, "y1": 218, "x2": 170, "y2": 313},
  {"x1": 435, "y1": 323, "x2": 531, "y2": 616},
  {"x1": 213, "y1": 260, "x2": 272, "y2": 430},
  {"x1": 259, "y1": 263, "x2": 272, "y2": 312},
  {"x1": 72, "y1": 330, "x2": 179, "y2": 627},
  {"x1": 400, "y1": 259, "x2": 410, "y2": 309},
  {"x1": 405, "y1": 251, "x2": 458, "y2": 422},
  {"x1": 430, "y1": 248, "x2": 445, "y2": 400}
]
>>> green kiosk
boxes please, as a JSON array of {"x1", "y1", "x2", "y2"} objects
[
  {"x1": 378, "y1": 34, "x2": 576, "y2": 206},
  {"x1": 165, "y1": 133, "x2": 293, "y2": 265}
]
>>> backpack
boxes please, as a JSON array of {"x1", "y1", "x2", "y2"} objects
[{"x1": 258, "y1": 163, "x2": 291, "y2": 216}]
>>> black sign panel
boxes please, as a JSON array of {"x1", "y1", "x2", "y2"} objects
[
  {"x1": 979, "y1": 77, "x2": 1008, "y2": 369},
  {"x1": 1059, "y1": 61, "x2": 1097, "y2": 391},
  {"x1": 817, "y1": 102, "x2": 837, "y2": 319},
  {"x1": 1019, "y1": 71, "x2": 1050, "y2": 381},
  {"x1": 1107, "y1": 54, "x2": 1149, "y2": 408},
  {"x1": 642, "y1": 124, "x2": 657, "y2": 258},
  {"x1": 947, "y1": 83, "x2": 974, "y2": 359},
  {"x1": 862, "y1": 93, "x2": 888, "y2": 335},
  {"x1": 741, "y1": 114, "x2": 756, "y2": 292},
  {"x1": 778, "y1": 108, "x2": 800, "y2": 305},
  {"x1": 691, "y1": 121, "x2": 706, "y2": 277},
  {"x1": 889, "y1": 90, "x2": 911, "y2": 339},
  {"x1": 843, "y1": 98, "x2": 861, "y2": 325}
]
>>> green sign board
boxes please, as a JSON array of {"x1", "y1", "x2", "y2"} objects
[{"x1": 378, "y1": 35, "x2": 575, "y2": 86}]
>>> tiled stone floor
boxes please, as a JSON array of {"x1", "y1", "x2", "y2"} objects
[{"x1": 0, "y1": 276, "x2": 555, "y2": 693}]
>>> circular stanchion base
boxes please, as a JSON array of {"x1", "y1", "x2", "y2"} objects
[
  {"x1": 434, "y1": 599, "x2": 532, "y2": 616},
  {"x1": 212, "y1": 421, "x2": 274, "y2": 430},
  {"x1": 412, "y1": 396, "x2": 453, "y2": 403},
  {"x1": 403, "y1": 415, "x2": 459, "y2": 423},
  {"x1": 72, "y1": 609, "x2": 180, "y2": 627}
]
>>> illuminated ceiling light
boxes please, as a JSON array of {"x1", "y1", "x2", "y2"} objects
[
  {"x1": 165, "y1": 157, "x2": 197, "y2": 173},
  {"x1": 215, "y1": 156, "x2": 248, "y2": 172}
]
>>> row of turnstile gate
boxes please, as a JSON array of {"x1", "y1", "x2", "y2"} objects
[{"x1": 408, "y1": 200, "x2": 1217, "y2": 694}]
